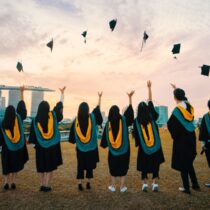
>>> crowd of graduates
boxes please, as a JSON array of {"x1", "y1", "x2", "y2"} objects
[{"x1": 0, "y1": 82, "x2": 209, "y2": 194}]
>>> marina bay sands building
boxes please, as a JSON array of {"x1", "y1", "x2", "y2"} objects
[
  {"x1": 30, "y1": 91, "x2": 44, "y2": 117},
  {"x1": 0, "y1": 85, "x2": 54, "y2": 117}
]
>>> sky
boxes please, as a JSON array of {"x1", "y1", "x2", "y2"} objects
[{"x1": 0, "y1": 0, "x2": 209, "y2": 119}]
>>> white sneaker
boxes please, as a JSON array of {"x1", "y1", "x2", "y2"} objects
[
  {"x1": 178, "y1": 187, "x2": 190, "y2": 194},
  {"x1": 108, "y1": 185, "x2": 116, "y2": 192},
  {"x1": 205, "y1": 183, "x2": 210, "y2": 188},
  {"x1": 152, "y1": 183, "x2": 159, "y2": 192},
  {"x1": 142, "y1": 184, "x2": 148, "y2": 192},
  {"x1": 120, "y1": 186, "x2": 127, "y2": 193}
]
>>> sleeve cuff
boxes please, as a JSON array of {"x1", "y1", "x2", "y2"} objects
[{"x1": 60, "y1": 93, "x2": 64, "y2": 103}]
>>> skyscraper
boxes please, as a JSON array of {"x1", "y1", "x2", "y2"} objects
[
  {"x1": 8, "y1": 90, "x2": 20, "y2": 107},
  {"x1": 155, "y1": 106, "x2": 168, "y2": 127},
  {"x1": 0, "y1": 85, "x2": 54, "y2": 117},
  {"x1": 30, "y1": 91, "x2": 44, "y2": 117},
  {"x1": 0, "y1": 90, "x2": 6, "y2": 117}
]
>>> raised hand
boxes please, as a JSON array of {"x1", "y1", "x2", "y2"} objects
[
  {"x1": 59, "y1": 86, "x2": 66, "y2": 94},
  {"x1": 98, "y1": 91, "x2": 103, "y2": 98},
  {"x1": 98, "y1": 91, "x2": 103, "y2": 107},
  {"x1": 127, "y1": 90, "x2": 135, "y2": 105},
  {"x1": 170, "y1": 83, "x2": 176, "y2": 89},
  {"x1": 20, "y1": 85, "x2": 25, "y2": 92},
  {"x1": 147, "y1": 80, "x2": 152, "y2": 88},
  {"x1": 127, "y1": 90, "x2": 135, "y2": 98}
]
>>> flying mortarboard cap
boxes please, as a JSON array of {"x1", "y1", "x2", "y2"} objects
[
  {"x1": 143, "y1": 31, "x2": 149, "y2": 42},
  {"x1": 46, "y1": 39, "x2": 53, "y2": 52},
  {"x1": 81, "y1": 31, "x2": 87, "y2": 43},
  {"x1": 16, "y1": 62, "x2": 23, "y2": 72},
  {"x1": 200, "y1": 65, "x2": 210, "y2": 76},
  {"x1": 109, "y1": 19, "x2": 117, "y2": 31},
  {"x1": 172, "y1": 43, "x2": 181, "y2": 54},
  {"x1": 140, "y1": 31, "x2": 149, "y2": 52}
]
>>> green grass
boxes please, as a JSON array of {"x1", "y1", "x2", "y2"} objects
[{"x1": 0, "y1": 129, "x2": 210, "y2": 210}]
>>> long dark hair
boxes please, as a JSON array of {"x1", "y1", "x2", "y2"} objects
[
  {"x1": 78, "y1": 102, "x2": 89, "y2": 121},
  {"x1": 137, "y1": 102, "x2": 151, "y2": 127},
  {"x1": 108, "y1": 105, "x2": 121, "y2": 123},
  {"x1": 107, "y1": 105, "x2": 121, "y2": 139},
  {"x1": 77, "y1": 102, "x2": 89, "y2": 135},
  {"x1": 208, "y1": 100, "x2": 210, "y2": 109},
  {"x1": 17, "y1": 100, "x2": 27, "y2": 120},
  {"x1": 36, "y1": 101, "x2": 50, "y2": 133},
  {"x1": 2, "y1": 105, "x2": 16, "y2": 137}
]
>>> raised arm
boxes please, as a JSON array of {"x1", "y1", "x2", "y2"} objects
[
  {"x1": 92, "y1": 92, "x2": 103, "y2": 125},
  {"x1": 17, "y1": 86, "x2": 27, "y2": 120},
  {"x1": 124, "y1": 90, "x2": 135, "y2": 126},
  {"x1": 20, "y1": 86, "x2": 24, "y2": 101},
  {"x1": 98, "y1": 91, "x2": 103, "y2": 108},
  {"x1": 53, "y1": 86, "x2": 66, "y2": 122},
  {"x1": 170, "y1": 83, "x2": 177, "y2": 90},
  {"x1": 59, "y1": 86, "x2": 66, "y2": 103},
  {"x1": 127, "y1": 90, "x2": 135, "y2": 106},
  {"x1": 147, "y1": 80, "x2": 152, "y2": 101}
]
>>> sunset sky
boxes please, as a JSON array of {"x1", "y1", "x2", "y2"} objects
[{"x1": 0, "y1": 0, "x2": 209, "y2": 119}]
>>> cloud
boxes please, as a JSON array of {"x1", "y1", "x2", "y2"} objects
[{"x1": 0, "y1": 0, "x2": 209, "y2": 118}]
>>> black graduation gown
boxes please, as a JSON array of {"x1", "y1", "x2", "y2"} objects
[
  {"x1": 133, "y1": 101, "x2": 165, "y2": 173},
  {"x1": 69, "y1": 106, "x2": 102, "y2": 171},
  {"x1": 167, "y1": 104, "x2": 196, "y2": 172},
  {"x1": 199, "y1": 113, "x2": 210, "y2": 168},
  {"x1": 101, "y1": 105, "x2": 134, "y2": 177},
  {"x1": 0, "y1": 101, "x2": 29, "y2": 175},
  {"x1": 28, "y1": 103, "x2": 63, "y2": 173}
]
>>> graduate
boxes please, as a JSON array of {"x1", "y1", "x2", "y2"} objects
[
  {"x1": 199, "y1": 99, "x2": 210, "y2": 187},
  {"x1": 133, "y1": 81, "x2": 165, "y2": 192},
  {"x1": 69, "y1": 92, "x2": 103, "y2": 191},
  {"x1": 29, "y1": 86, "x2": 66, "y2": 192},
  {"x1": 0, "y1": 86, "x2": 28, "y2": 190},
  {"x1": 100, "y1": 91, "x2": 134, "y2": 193},
  {"x1": 167, "y1": 84, "x2": 200, "y2": 194}
]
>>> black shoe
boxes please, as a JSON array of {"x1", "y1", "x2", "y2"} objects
[
  {"x1": 78, "y1": 184, "x2": 83, "y2": 191},
  {"x1": 40, "y1": 186, "x2": 45, "y2": 192},
  {"x1": 3, "y1": 183, "x2": 9, "y2": 190},
  {"x1": 44, "y1": 186, "x2": 52, "y2": 192},
  {"x1": 42, "y1": 186, "x2": 52, "y2": 192},
  {"x1": 192, "y1": 185, "x2": 201, "y2": 191},
  {"x1": 11, "y1": 183, "x2": 16, "y2": 190},
  {"x1": 86, "y1": 182, "x2": 91, "y2": 190}
]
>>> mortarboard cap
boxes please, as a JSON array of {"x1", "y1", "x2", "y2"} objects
[
  {"x1": 143, "y1": 31, "x2": 149, "y2": 42},
  {"x1": 16, "y1": 62, "x2": 23, "y2": 72},
  {"x1": 46, "y1": 39, "x2": 53, "y2": 52},
  {"x1": 109, "y1": 19, "x2": 117, "y2": 31},
  {"x1": 172, "y1": 43, "x2": 181, "y2": 54},
  {"x1": 81, "y1": 31, "x2": 87, "y2": 43},
  {"x1": 140, "y1": 31, "x2": 149, "y2": 52},
  {"x1": 200, "y1": 65, "x2": 210, "y2": 76}
]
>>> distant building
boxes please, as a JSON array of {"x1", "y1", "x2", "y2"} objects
[
  {"x1": 30, "y1": 91, "x2": 44, "y2": 117},
  {"x1": 0, "y1": 90, "x2": 6, "y2": 117},
  {"x1": 155, "y1": 106, "x2": 168, "y2": 127},
  {"x1": 8, "y1": 90, "x2": 20, "y2": 107},
  {"x1": 0, "y1": 85, "x2": 54, "y2": 117}
]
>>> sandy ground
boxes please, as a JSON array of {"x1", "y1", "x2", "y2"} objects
[{"x1": 0, "y1": 129, "x2": 210, "y2": 210}]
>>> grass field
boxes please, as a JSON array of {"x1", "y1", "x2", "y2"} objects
[{"x1": 0, "y1": 129, "x2": 210, "y2": 210}]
